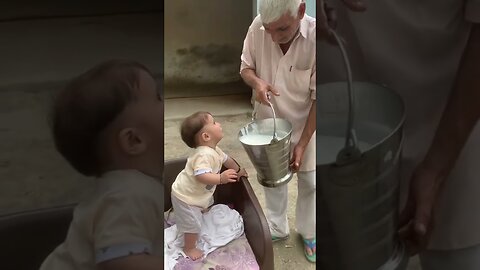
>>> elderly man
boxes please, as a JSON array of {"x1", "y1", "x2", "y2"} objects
[
  {"x1": 239, "y1": 0, "x2": 316, "y2": 263},
  {"x1": 317, "y1": 0, "x2": 480, "y2": 269}
]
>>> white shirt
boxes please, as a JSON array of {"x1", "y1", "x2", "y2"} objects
[
  {"x1": 171, "y1": 146, "x2": 227, "y2": 208},
  {"x1": 240, "y1": 14, "x2": 317, "y2": 172},
  {"x1": 40, "y1": 170, "x2": 164, "y2": 269}
]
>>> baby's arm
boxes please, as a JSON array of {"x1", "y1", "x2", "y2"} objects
[
  {"x1": 98, "y1": 254, "x2": 162, "y2": 270},
  {"x1": 223, "y1": 156, "x2": 241, "y2": 171},
  {"x1": 93, "y1": 180, "x2": 164, "y2": 270},
  {"x1": 223, "y1": 156, "x2": 248, "y2": 179},
  {"x1": 196, "y1": 170, "x2": 237, "y2": 185}
]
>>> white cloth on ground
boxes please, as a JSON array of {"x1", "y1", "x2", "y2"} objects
[{"x1": 164, "y1": 204, "x2": 244, "y2": 270}]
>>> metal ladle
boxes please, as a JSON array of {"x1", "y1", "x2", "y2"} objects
[
  {"x1": 330, "y1": 30, "x2": 362, "y2": 165},
  {"x1": 267, "y1": 99, "x2": 279, "y2": 144}
]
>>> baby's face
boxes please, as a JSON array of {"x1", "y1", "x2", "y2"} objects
[
  {"x1": 201, "y1": 114, "x2": 224, "y2": 143},
  {"x1": 138, "y1": 71, "x2": 164, "y2": 148},
  {"x1": 121, "y1": 70, "x2": 164, "y2": 157}
]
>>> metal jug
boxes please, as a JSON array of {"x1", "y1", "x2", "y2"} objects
[
  {"x1": 238, "y1": 104, "x2": 293, "y2": 187},
  {"x1": 316, "y1": 31, "x2": 408, "y2": 270}
]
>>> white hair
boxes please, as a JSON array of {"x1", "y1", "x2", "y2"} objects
[{"x1": 259, "y1": 0, "x2": 302, "y2": 24}]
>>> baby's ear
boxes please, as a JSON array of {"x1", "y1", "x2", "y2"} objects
[
  {"x1": 118, "y1": 127, "x2": 146, "y2": 155},
  {"x1": 200, "y1": 131, "x2": 211, "y2": 142}
]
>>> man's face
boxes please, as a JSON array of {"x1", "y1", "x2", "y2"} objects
[{"x1": 263, "y1": 5, "x2": 305, "y2": 44}]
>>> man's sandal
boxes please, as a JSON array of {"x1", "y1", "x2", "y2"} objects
[
  {"x1": 271, "y1": 234, "x2": 289, "y2": 242},
  {"x1": 303, "y1": 238, "x2": 316, "y2": 263}
]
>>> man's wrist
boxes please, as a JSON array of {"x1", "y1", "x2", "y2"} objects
[
  {"x1": 296, "y1": 140, "x2": 308, "y2": 149},
  {"x1": 420, "y1": 157, "x2": 450, "y2": 182},
  {"x1": 252, "y1": 77, "x2": 263, "y2": 91}
]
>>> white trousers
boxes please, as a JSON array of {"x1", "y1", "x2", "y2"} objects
[
  {"x1": 263, "y1": 170, "x2": 316, "y2": 239},
  {"x1": 420, "y1": 243, "x2": 480, "y2": 270}
]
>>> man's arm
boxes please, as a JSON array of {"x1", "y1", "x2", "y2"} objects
[
  {"x1": 421, "y1": 24, "x2": 480, "y2": 181},
  {"x1": 399, "y1": 24, "x2": 480, "y2": 252},
  {"x1": 290, "y1": 100, "x2": 316, "y2": 171},
  {"x1": 240, "y1": 68, "x2": 279, "y2": 105},
  {"x1": 299, "y1": 100, "x2": 317, "y2": 149},
  {"x1": 240, "y1": 68, "x2": 261, "y2": 92},
  {"x1": 317, "y1": 0, "x2": 366, "y2": 43},
  {"x1": 239, "y1": 22, "x2": 278, "y2": 105}
]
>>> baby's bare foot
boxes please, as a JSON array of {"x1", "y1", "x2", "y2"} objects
[{"x1": 184, "y1": 248, "x2": 203, "y2": 260}]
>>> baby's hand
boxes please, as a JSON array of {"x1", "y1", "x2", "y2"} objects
[
  {"x1": 220, "y1": 169, "x2": 237, "y2": 184},
  {"x1": 237, "y1": 168, "x2": 248, "y2": 179}
]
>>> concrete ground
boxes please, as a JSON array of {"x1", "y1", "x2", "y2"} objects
[{"x1": 164, "y1": 93, "x2": 422, "y2": 270}]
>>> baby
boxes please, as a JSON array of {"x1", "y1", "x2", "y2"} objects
[
  {"x1": 171, "y1": 111, "x2": 247, "y2": 260},
  {"x1": 40, "y1": 60, "x2": 164, "y2": 270}
]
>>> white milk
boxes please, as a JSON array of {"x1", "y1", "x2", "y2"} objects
[
  {"x1": 240, "y1": 134, "x2": 275, "y2": 145},
  {"x1": 240, "y1": 131, "x2": 288, "y2": 145},
  {"x1": 317, "y1": 135, "x2": 372, "y2": 165}
]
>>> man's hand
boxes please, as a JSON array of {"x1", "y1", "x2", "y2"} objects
[
  {"x1": 290, "y1": 144, "x2": 306, "y2": 172},
  {"x1": 254, "y1": 79, "x2": 280, "y2": 105},
  {"x1": 398, "y1": 166, "x2": 443, "y2": 255},
  {"x1": 240, "y1": 69, "x2": 279, "y2": 105},
  {"x1": 397, "y1": 24, "x2": 480, "y2": 255},
  {"x1": 317, "y1": 0, "x2": 367, "y2": 44}
]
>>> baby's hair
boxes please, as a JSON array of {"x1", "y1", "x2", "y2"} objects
[
  {"x1": 50, "y1": 59, "x2": 154, "y2": 176},
  {"x1": 180, "y1": 111, "x2": 211, "y2": 148}
]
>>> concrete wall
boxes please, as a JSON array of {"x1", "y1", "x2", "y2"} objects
[
  {"x1": 0, "y1": 13, "x2": 163, "y2": 90},
  {"x1": 254, "y1": 0, "x2": 316, "y2": 17},
  {"x1": 0, "y1": 0, "x2": 161, "y2": 20},
  {"x1": 0, "y1": 2, "x2": 163, "y2": 90},
  {"x1": 164, "y1": 0, "x2": 252, "y2": 86}
]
